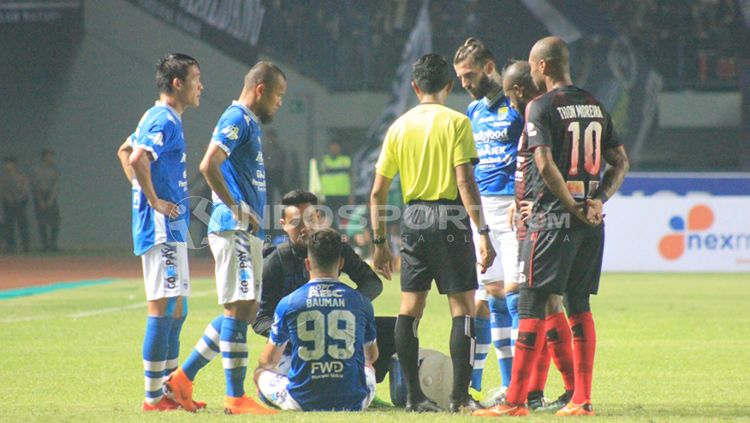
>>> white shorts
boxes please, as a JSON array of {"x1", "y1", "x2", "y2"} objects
[
  {"x1": 473, "y1": 196, "x2": 519, "y2": 301},
  {"x1": 141, "y1": 243, "x2": 190, "y2": 301},
  {"x1": 208, "y1": 231, "x2": 263, "y2": 304},
  {"x1": 257, "y1": 366, "x2": 376, "y2": 411}
]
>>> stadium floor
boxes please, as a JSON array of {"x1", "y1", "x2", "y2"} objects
[{"x1": 1, "y1": 264, "x2": 748, "y2": 422}]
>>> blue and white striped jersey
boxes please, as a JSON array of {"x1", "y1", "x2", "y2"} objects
[
  {"x1": 466, "y1": 93, "x2": 523, "y2": 196},
  {"x1": 129, "y1": 102, "x2": 189, "y2": 256},
  {"x1": 207, "y1": 101, "x2": 267, "y2": 236}
]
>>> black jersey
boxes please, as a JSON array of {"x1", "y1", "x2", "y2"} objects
[
  {"x1": 514, "y1": 128, "x2": 535, "y2": 241},
  {"x1": 524, "y1": 86, "x2": 621, "y2": 230}
]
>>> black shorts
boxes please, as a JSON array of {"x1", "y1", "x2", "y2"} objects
[
  {"x1": 519, "y1": 225, "x2": 604, "y2": 296},
  {"x1": 399, "y1": 200, "x2": 478, "y2": 295}
]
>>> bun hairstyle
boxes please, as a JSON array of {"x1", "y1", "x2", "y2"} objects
[{"x1": 453, "y1": 37, "x2": 495, "y2": 66}]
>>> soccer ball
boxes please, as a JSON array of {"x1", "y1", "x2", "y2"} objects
[
  {"x1": 418, "y1": 349, "x2": 453, "y2": 410},
  {"x1": 389, "y1": 348, "x2": 453, "y2": 409}
]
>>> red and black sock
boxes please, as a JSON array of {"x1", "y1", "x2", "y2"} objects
[
  {"x1": 527, "y1": 335, "x2": 551, "y2": 395},
  {"x1": 569, "y1": 312, "x2": 596, "y2": 404},
  {"x1": 504, "y1": 318, "x2": 545, "y2": 405},
  {"x1": 546, "y1": 312, "x2": 575, "y2": 392}
]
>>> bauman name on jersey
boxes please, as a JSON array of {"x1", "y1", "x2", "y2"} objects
[{"x1": 306, "y1": 285, "x2": 347, "y2": 308}]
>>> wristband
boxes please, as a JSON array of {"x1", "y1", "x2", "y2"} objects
[
  {"x1": 478, "y1": 226, "x2": 491, "y2": 235},
  {"x1": 595, "y1": 192, "x2": 609, "y2": 204},
  {"x1": 372, "y1": 237, "x2": 386, "y2": 245}
]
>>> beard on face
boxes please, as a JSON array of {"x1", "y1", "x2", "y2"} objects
[
  {"x1": 469, "y1": 73, "x2": 492, "y2": 99},
  {"x1": 259, "y1": 111, "x2": 273, "y2": 124}
]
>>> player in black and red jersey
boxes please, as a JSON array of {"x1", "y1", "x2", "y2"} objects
[
  {"x1": 503, "y1": 60, "x2": 576, "y2": 413},
  {"x1": 475, "y1": 37, "x2": 629, "y2": 417}
]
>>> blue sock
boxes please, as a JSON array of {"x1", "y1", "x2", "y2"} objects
[
  {"x1": 471, "y1": 316, "x2": 491, "y2": 391},
  {"x1": 143, "y1": 316, "x2": 171, "y2": 404},
  {"x1": 489, "y1": 296, "x2": 513, "y2": 388},
  {"x1": 165, "y1": 316, "x2": 185, "y2": 377},
  {"x1": 182, "y1": 315, "x2": 223, "y2": 381},
  {"x1": 506, "y1": 291, "x2": 520, "y2": 349},
  {"x1": 220, "y1": 317, "x2": 248, "y2": 398}
]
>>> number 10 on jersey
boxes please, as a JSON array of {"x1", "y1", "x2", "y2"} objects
[{"x1": 567, "y1": 121, "x2": 603, "y2": 177}]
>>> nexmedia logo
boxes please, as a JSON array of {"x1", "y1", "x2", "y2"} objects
[{"x1": 659, "y1": 204, "x2": 750, "y2": 260}]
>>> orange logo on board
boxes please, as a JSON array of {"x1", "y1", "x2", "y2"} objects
[{"x1": 658, "y1": 205, "x2": 714, "y2": 260}]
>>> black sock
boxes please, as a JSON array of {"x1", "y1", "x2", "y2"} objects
[
  {"x1": 395, "y1": 314, "x2": 423, "y2": 402},
  {"x1": 449, "y1": 315, "x2": 475, "y2": 404},
  {"x1": 374, "y1": 316, "x2": 397, "y2": 383}
]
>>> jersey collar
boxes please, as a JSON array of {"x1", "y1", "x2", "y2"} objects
[
  {"x1": 232, "y1": 100, "x2": 259, "y2": 124},
  {"x1": 483, "y1": 88, "x2": 504, "y2": 108},
  {"x1": 308, "y1": 277, "x2": 340, "y2": 284},
  {"x1": 154, "y1": 101, "x2": 182, "y2": 122}
]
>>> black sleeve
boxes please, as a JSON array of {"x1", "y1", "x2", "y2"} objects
[
  {"x1": 603, "y1": 112, "x2": 622, "y2": 149},
  {"x1": 525, "y1": 97, "x2": 552, "y2": 150},
  {"x1": 341, "y1": 243, "x2": 383, "y2": 300},
  {"x1": 252, "y1": 251, "x2": 284, "y2": 338}
]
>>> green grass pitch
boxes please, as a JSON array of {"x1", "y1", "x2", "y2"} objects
[{"x1": 1, "y1": 273, "x2": 749, "y2": 422}]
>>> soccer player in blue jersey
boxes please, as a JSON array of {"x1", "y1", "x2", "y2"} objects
[
  {"x1": 453, "y1": 39, "x2": 521, "y2": 402},
  {"x1": 165, "y1": 62, "x2": 286, "y2": 415},
  {"x1": 115, "y1": 53, "x2": 203, "y2": 411},
  {"x1": 254, "y1": 228, "x2": 379, "y2": 411}
]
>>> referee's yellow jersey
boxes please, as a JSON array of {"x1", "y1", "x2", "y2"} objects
[{"x1": 376, "y1": 103, "x2": 478, "y2": 204}]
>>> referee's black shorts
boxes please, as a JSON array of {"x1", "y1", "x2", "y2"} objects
[
  {"x1": 399, "y1": 199, "x2": 478, "y2": 295},
  {"x1": 518, "y1": 224, "x2": 604, "y2": 296}
]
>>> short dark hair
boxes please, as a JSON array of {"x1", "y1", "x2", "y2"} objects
[
  {"x1": 156, "y1": 53, "x2": 199, "y2": 94},
  {"x1": 41, "y1": 149, "x2": 54, "y2": 157},
  {"x1": 307, "y1": 228, "x2": 343, "y2": 269},
  {"x1": 412, "y1": 53, "x2": 451, "y2": 94},
  {"x1": 453, "y1": 37, "x2": 495, "y2": 67},
  {"x1": 3, "y1": 156, "x2": 17, "y2": 164},
  {"x1": 281, "y1": 189, "x2": 319, "y2": 219},
  {"x1": 502, "y1": 59, "x2": 533, "y2": 87},
  {"x1": 244, "y1": 61, "x2": 287, "y2": 91}
]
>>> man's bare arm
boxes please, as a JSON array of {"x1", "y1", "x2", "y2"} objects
[
  {"x1": 533, "y1": 146, "x2": 587, "y2": 223},
  {"x1": 455, "y1": 162, "x2": 496, "y2": 272},
  {"x1": 364, "y1": 342, "x2": 379, "y2": 367},
  {"x1": 253, "y1": 341, "x2": 285, "y2": 386},
  {"x1": 369, "y1": 173, "x2": 394, "y2": 279},
  {"x1": 130, "y1": 148, "x2": 180, "y2": 218},
  {"x1": 596, "y1": 145, "x2": 629, "y2": 202},
  {"x1": 116, "y1": 139, "x2": 135, "y2": 183}
]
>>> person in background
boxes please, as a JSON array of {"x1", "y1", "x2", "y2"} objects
[
  {"x1": 319, "y1": 140, "x2": 352, "y2": 228},
  {"x1": 1, "y1": 156, "x2": 31, "y2": 253},
  {"x1": 33, "y1": 149, "x2": 60, "y2": 251}
]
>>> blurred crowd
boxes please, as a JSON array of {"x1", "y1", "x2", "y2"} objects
[
  {"x1": 260, "y1": 0, "x2": 476, "y2": 91},
  {"x1": 598, "y1": 0, "x2": 748, "y2": 88},
  {"x1": 259, "y1": 0, "x2": 747, "y2": 91}
]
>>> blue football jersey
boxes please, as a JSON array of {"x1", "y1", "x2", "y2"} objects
[
  {"x1": 466, "y1": 93, "x2": 523, "y2": 196},
  {"x1": 206, "y1": 101, "x2": 267, "y2": 236},
  {"x1": 270, "y1": 279, "x2": 377, "y2": 411},
  {"x1": 129, "y1": 102, "x2": 189, "y2": 256}
]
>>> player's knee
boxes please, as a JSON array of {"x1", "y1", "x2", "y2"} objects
[
  {"x1": 564, "y1": 293, "x2": 591, "y2": 315},
  {"x1": 475, "y1": 300, "x2": 490, "y2": 318},
  {"x1": 224, "y1": 299, "x2": 259, "y2": 322},
  {"x1": 447, "y1": 291, "x2": 476, "y2": 317},
  {"x1": 518, "y1": 288, "x2": 548, "y2": 319},
  {"x1": 483, "y1": 281, "x2": 505, "y2": 298}
]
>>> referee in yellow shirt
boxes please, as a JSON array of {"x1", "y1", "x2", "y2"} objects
[{"x1": 370, "y1": 53, "x2": 496, "y2": 413}]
